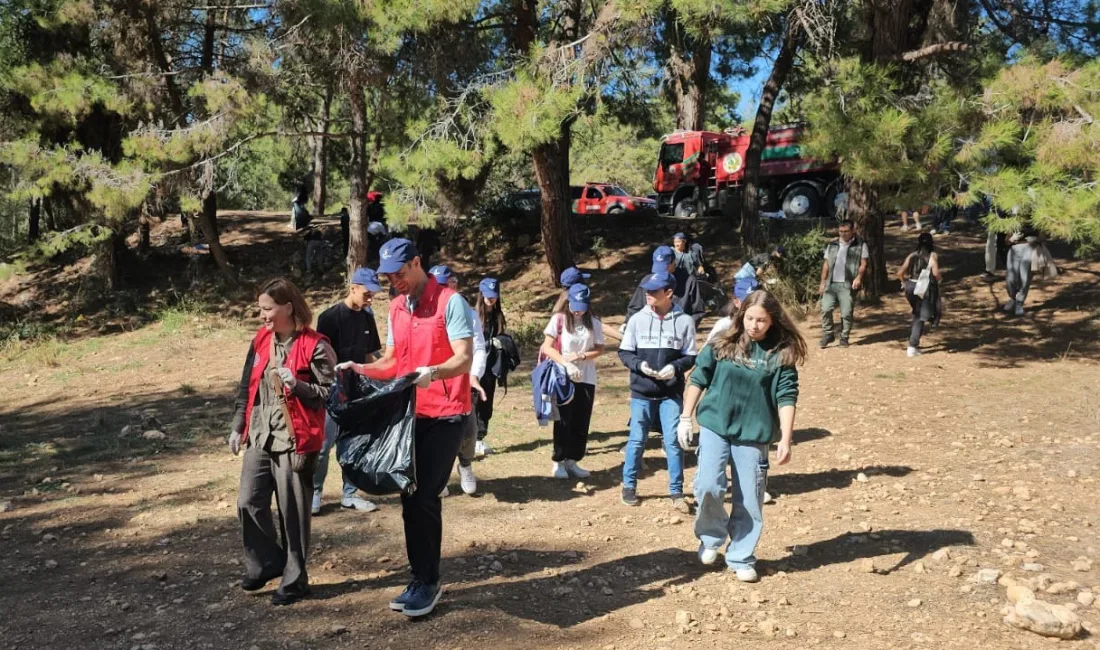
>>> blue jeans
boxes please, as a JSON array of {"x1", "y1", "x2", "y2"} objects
[
  {"x1": 623, "y1": 397, "x2": 684, "y2": 496},
  {"x1": 314, "y1": 414, "x2": 357, "y2": 501},
  {"x1": 693, "y1": 427, "x2": 769, "y2": 570}
]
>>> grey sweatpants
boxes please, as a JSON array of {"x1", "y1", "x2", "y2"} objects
[
  {"x1": 238, "y1": 442, "x2": 313, "y2": 594},
  {"x1": 1006, "y1": 243, "x2": 1033, "y2": 306}
]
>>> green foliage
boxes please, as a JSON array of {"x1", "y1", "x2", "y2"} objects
[
  {"x1": 570, "y1": 110, "x2": 662, "y2": 195},
  {"x1": 776, "y1": 225, "x2": 829, "y2": 304},
  {"x1": 490, "y1": 71, "x2": 586, "y2": 152}
]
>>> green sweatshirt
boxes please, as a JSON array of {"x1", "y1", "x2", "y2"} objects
[{"x1": 690, "y1": 340, "x2": 799, "y2": 444}]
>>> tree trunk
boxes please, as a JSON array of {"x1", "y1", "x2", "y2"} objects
[
  {"x1": 28, "y1": 197, "x2": 41, "y2": 243},
  {"x1": 138, "y1": 204, "x2": 151, "y2": 253},
  {"x1": 531, "y1": 125, "x2": 575, "y2": 280},
  {"x1": 198, "y1": 161, "x2": 235, "y2": 282},
  {"x1": 310, "y1": 86, "x2": 333, "y2": 216},
  {"x1": 346, "y1": 77, "x2": 369, "y2": 277},
  {"x1": 847, "y1": 181, "x2": 887, "y2": 296},
  {"x1": 740, "y1": 23, "x2": 802, "y2": 253},
  {"x1": 665, "y1": 12, "x2": 710, "y2": 131}
]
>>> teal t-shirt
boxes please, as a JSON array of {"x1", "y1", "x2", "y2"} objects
[
  {"x1": 690, "y1": 339, "x2": 799, "y2": 444},
  {"x1": 386, "y1": 293, "x2": 474, "y2": 347}
]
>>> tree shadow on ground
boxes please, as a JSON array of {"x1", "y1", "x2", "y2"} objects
[
  {"x1": 769, "y1": 465, "x2": 913, "y2": 497},
  {"x1": 765, "y1": 528, "x2": 975, "y2": 575},
  {"x1": 445, "y1": 547, "x2": 702, "y2": 628}
]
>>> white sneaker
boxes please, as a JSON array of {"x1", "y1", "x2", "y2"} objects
[
  {"x1": 340, "y1": 496, "x2": 378, "y2": 513},
  {"x1": 311, "y1": 493, "x2": 322, "y2": 515},
  {"x1": 1004, "y1": 300, "x2": 1016, "y2": 312},
  {"x1": 565, "y1": 460, "x2": 591, "y2": 479},
  {"x1": 906, "y1": 346, "x2": 920, "y2": 358},
  {"x1": 440, "y1": 486, "x2": 450, "y2": 498},
  {"x1": 734, "y1": 566, "x2": 759, "y2": 583},
  {"x1": 1014, "y1": 304, "x2": 1025, "y2": 316},
  {"x1": 475, "y1": 440, "x2": 491, "y2": 457},
  {"x1": 551, "y1": 462, "x2": 569, "y2": 479},
  {"x1": 699, "y1": 546, "x2": 720, "y2": 566},
  {"x1": 458, "y1": 464, "x2": 478, "y2": 495}
]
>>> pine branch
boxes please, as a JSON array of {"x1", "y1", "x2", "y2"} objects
[{"x1": 898, "y1": 42, "x2": 969, "y2": 62}]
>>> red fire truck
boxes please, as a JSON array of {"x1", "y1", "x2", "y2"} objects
[{"x1": 653, "y1": 125, "x2": 841, "y2": 219}]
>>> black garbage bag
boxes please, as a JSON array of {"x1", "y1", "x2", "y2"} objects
[{"x1": 326, "y1": 370, "x2": 419, "y2": 496}]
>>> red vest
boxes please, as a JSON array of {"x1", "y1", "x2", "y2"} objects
[
  {"x1": 242, "y1": 326, "x2": 327, "y2": 454},
  {"x1": 391, "y1": 277, "x2": 471, "y2": 418}
]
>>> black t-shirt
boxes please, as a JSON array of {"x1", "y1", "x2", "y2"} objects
[{"x1": 316, "y1": 302, "x2": 382, "y2": 364}]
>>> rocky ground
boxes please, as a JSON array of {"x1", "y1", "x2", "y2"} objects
[{"x1": 1, "y1": 214, "x2": 1098, "y2": 650}]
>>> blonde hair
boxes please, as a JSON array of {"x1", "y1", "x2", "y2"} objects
[{"x1": 712, "y1": 290, "x2": 807, "y2": 367}]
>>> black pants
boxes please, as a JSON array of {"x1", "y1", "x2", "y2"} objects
[
  {"x1": 475, "y1": 376, "x2": 497, "y2": 440},
  {"x1": 553, "y1": 383, "x2": 595, "y2": 462},
  {"x1": 401, "y1": 416, "x2": 462, "y2": 585}
]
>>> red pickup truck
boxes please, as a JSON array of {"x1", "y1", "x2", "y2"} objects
[{"x1": 571, "y1": 183, "x2": 657, "y2": 217}]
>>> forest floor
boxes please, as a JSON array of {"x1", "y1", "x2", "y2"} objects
[{"x1": 1, "y1": 212, "x2": 1099, "y2": 650}]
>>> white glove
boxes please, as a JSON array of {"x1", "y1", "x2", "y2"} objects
[
  {"x1": 228, "y1": 431, "x2": 242, "y2": 456},
  {"x1": 563, "y1": 362, "x2": 582, "y2": 382},
  {"x1": 275, "y1": 367, "x2": 297, "y2": 390},
  {"x1": 414, "y1": 366, "x2": 434, "y2": 389},
  {"x1": 639, "y1": 362, "x2": 657, "y2": 377},
  {"x1": 657, "y1": 364, "x2": 676, "y2": 381},
  {"x1": 335, "y1": 361, "x2": 359, "y2": 372},
  {"x1": 677, "y1": 417, "x2": 693, "y2": 451},
  {"x1": 618, "y1": 323, "x2": 627, "y2": 335}
]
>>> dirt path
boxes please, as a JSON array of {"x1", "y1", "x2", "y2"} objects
[{"x1": 1, "y1": 218, "x2": 1099, "y2": 650}]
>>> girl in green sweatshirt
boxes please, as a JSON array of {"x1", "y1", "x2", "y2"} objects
[{"x1": 677, "y1": 290, "x2": 807, "y2": 582}]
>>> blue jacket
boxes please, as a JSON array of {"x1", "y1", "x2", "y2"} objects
[{"x1": 532, "y1": 358, "x2": 574, "y2": 426}]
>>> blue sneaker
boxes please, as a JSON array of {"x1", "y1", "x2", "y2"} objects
[
  {"x1": 389, "y1": 581, "x2": 420, "y2": 612},
  {"x1": 402, "y1": 581, "x2": 443, "y2": 618}
]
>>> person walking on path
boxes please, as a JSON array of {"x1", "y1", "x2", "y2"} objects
[
  {"x1": 618, "y1": 270, "x2": 697, "y2": 512},
  {"x1": 337, "y1": 238, "x2": 474, "y2": 619},
  {"x1": 539, "y1": 283, "x2": 606, "y2": 479},
  {"x1": 475, "y1": 276, "x2": 508, "y2": 457},
  {"x1": 897, "y1": 233, "x2": 942, "y2": 358},
  {"x1": 818, "y1": 220, "x2": 868, "y2": 348},
  {"x1": 229, "y1": 278, "x2": 335, "y2": 606},
  {"x1": 672, "y1": 232, "x2": 705, "y2": 293},
  {"x1": 1005, "y1": 231, "x2": 1058, "y2": 316},
  {"x1": 428, "y1": 264, "x2": 486, "y2": 497},
  {"x1": 313, "y1": 268, "x2": 384, "y2": 514},
  {"x1": 679, "y1": 290, "x2": 805, "y2": 582}
]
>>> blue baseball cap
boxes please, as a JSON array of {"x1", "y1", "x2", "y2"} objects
[
  {"x1": 641, "y1": 271, "x2": 676, "y2": 292},
  {"x1": 652, "y1": 245, "x2": 674, "y2": 269},
  {"x1": 567, "y1": 283, "x2": 591, "y2": 312},
  {"x1": 559, "y1": 266, "x2": 591, "y2": 288},
  {"x1": 351, "y1": 267, "x2": 382, "y2": 292},
  {"x1": 479, "y1": 277, "x2": 500, "y2": 299},
  {"x1": 733, "y1": 277, "x2": 758, "y2": 301},
  {"x1": 673, "y1": 232, "x2": 687, "y2": 241},
  {"x1": 377, "y1": 238, "x2": 419, "y2": 274},
  {"x1": 428, "y1": 265, "x2": 454, "y2": 285}
]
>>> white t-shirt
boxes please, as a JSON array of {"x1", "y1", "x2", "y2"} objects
[
  {"x1": 544, "y1": 314, "x2": 605, "y2": 386},
  {"x1": 705, "y1": 316, "x2": 733, "y2": 346},
  {"x1": 826, "y1": 240, "x2": 870, "y2": 283}
]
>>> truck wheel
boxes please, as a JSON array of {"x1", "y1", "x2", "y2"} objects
[
  {"x1": 673, "y1": 198, "x2": 697, "y2": 219},
  {"x1": 781, "y1": 185, "x2": 822, "y2": 219}
]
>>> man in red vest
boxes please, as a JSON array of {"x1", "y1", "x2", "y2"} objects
[{"x1": 337, "y1": 237, "x2": 473, "y2": 618}]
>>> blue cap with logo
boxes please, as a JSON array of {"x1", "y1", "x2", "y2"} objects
[
  {"x1": 733, "y1": 277, "x2": 758, "y2": 301},
  {"x1": 567, "y1": 283, "x2": 591, "y2": 312},
  {"x1": 559, "y1": 266, "x2": 592, "y2": 288},
  {"x1": 673, "y1": 232, "x2": 687, "y2": 241},
  {"x1": 479, "y1": 277, "x2": 500, "y2": 299},
  {"x1": 641, "y1": 270, "x2": 676, "y2": 292},
  {"x1": 428, "y1": 265, "x2": 454, "y2": 285},
  {"x1": 351, "y1": 267, "x2": 382, "y2": 292},
  {"x1": 651, "y1": 245, "x2": 674, "y2": 272},
  {"x1": 377, "y1": 238, "x2": 419, "y2": 274}
]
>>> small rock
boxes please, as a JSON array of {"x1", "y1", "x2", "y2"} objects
[
  {"x1": 142, "y1": 430, "x2": 167, "y2": 441},
  {"x1": 120, "y1": 425, "x2": 133, "y2": 437},
  {"x1": 948, "y1": 565, "x2": 963, "y2": 578},
  {"x1": 1076, "y1": 592, "x2": 1094, "y2": 607},
  {"x1": 41, "y1": 533, "x2": 57, "y2": 542},
  {"x1": 1004, "y1": 599, "x2": 1081, "y2": 639},
  {"x1": 973, "y1": 568, "x2": 1002, "y2": 584},
  {"x1": 328, "y1": 624, "x2": 348, "y2": 637},
  {"x1": 1007, "y1": 585, "x2": 1036, "y2": 605},
  {"x1": 675, "y1": 610, "x2": 694, "y2": 625},
  {"x1": 152, "y1": 570, "x2": 168, "y2": 582},
  {"x1": 912, "y1": 561, "x2": 926, "y2": 574},
  {"x1": 44, "y1": 559, "x2": 58, "y2": 569},
  {"x1": 1072, "y1": 559, "x2": 1092, "y2": 572},
  {"x1": 669, "y1": 516, "x2": 683, "y2": 525},
  {"x1": 490, "y1": 560, "x2": 504, "y2": 572},
  {"x1": 859, "y1": 558, "x2": 876, "y2": 573},
  {"x1": 1012, "y1": 486, "x2": 1031, "y2": 501},
  {"x1": 0, "y1": 501, "x2": 12, "y2": 513},
  {"x1": 629, "y1": 617, "x2": 645, "y2": 630},
  {"x1": 907, "y1": 599, "x2": 922, "y2": 608},
  {"x1": 1046, "y1": 582, "x2": 1078, "y2": 595},
  {"x1": 791, "y1": 545, "x2": 809, "y2": 556},
  {"x1": 856, "y1": 472, "x2": 868, "y2": 483},
  {"x1": 758, "y1": 619, "x2": 779, "y2": 636},
  {"x1": 833, "y1": 631, "x2": 847, "y2": 639},
  {"x1": 777, "y1": 596, "x2": 791, "y2": 606},
  {"x1": 932, "y1": 548, "x2": 951, "y2": 562},
  {"x1": 1022, "y1": 563, "x2": 1045, "y2": 572},
  {"x1": 601, "y1": 587, "x2": 614, "y2": 596}
]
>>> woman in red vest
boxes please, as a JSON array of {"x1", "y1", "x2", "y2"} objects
[{"x1": 228, "y1": 277, "x2": 335, "y2": 606}]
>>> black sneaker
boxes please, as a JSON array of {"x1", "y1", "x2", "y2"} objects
[
  {"x1": 819, "y1": 334, "x2": 834, "y2": 349},
  {"x1": 621, "y1": 487, "x2": 639, "y2": 507},
  {"x1": 241, "y1": 571, "x2": 282, "y2": 592},
  {"x1": 271, "y1": 586, "x2": 309, "y2": 606},
  {"x1": 838, "y1": 338, "x2": 850, "y2": 348}
]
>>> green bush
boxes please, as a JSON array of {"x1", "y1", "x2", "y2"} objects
[{"x1": 776, "y1": 225, "x2": 830, "y2": 305}]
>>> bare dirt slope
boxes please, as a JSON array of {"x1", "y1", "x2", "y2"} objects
[{"x1": 1, "y1": 214, "x2": 1099, "y2": 650}]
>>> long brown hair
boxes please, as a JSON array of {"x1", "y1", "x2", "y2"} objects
[
  {"x1": 476, "y1": 293, "x2": 507, "y2": 335},
  {"x1": 712, "y1": 290, "x2": 807, "y2": 367},
  {"x1": 258, "y1": 277, "x2": 313, "y2": 331},
  {"x1": 553, "y1": 297, "x2": 595, "y2": 335}
]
